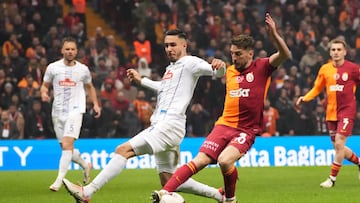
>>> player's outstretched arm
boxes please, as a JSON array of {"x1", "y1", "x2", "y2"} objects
[{"x1": 266, "y1": 13, "x2": 292, "y2": 67}]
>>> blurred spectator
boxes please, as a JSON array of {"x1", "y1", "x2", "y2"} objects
[
  {"x1": 9, "y1": 49, "x2": 28, "y2": 82},
  {"x1": 24, "y1": 99, "x2": 52, "y2": 139},
  {"x1": 97, "y1": 99, "x2": 116, "y2": 138},
  {"x1": 80, "y1": 100, "x2": 98, "y2": 138},
  {"x1": 275, "y1": 88, "x2": 293, "y2": 135},
  {"x1": 262, "y1": 99, "x2": 280, "y2": 137},
  {"x1": 106, "y1": 34, "x2": 125, "y2": 65},
  {"x1": 299, "y1": 44, "x2": 319, "y2": 71},
  {"x1": 63, "y1": 5, "x2": 81, "y2": 30},
  {"x1": 72, "y1": 0, "x2": 87, "y2": 35},
  {"x1": 133, "y1": 31, "x2": 152, "y2": 64},
  {"x1": 0, "y1": 82, "x2": 17, "y2": 109},
  {"x1": 133, "y1": 90, "x2": 152, "y2": 129},
  {"x1": 2, "y1": 33, "x2": 23, "y2": 57},
  {"x1": 25, "y1": 37, "x2": 46, "y2": 60},
  {"x1": 121, "y1": 103, "x2": 142, "y2": 137},
  {"x1": 112, "y1": 91, "x2": 130, "y2": 112},
  {"x1": 312, "y1": 103, "x2": 328, "y2": 135},
  {"x1": 316, "y1": 36, "x2": 330, "y2": 62},
  {"x1": 121, "y1": 77, "x2": 138, "y2": 103},
  {"x1": 93, "y1": 57, "x2": 111, "y2": 88},
  {"x1": 8, "y1": 103, "x2": 25, "y2": 139},
  {"x1": 187, "y1": 103, "x2": 211, "y2": 137},
  {"x1": 100, "y1": 78, "x2": 117, "y2": 104},
  {"x1": 0, "y1": 109, "x2": 20, "y2": 140},
  {"x1": 137, "y1": 57, "x2": 151, "y2": 78},
  {"x1": 18, "y1": 73, "x2": 40, "y2": 105}
]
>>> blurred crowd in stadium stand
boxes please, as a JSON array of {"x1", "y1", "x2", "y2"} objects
[{"x1": 1, "y1": 0, "x2": 360, "y2": 140}]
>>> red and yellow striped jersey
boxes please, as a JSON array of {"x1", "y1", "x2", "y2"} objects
[
  {"x1": 215, "y1": 58, "x2": 275, "y2": 133},
  {"x1": 303, "y1": 60, "x2": 360, "y2": 121}
]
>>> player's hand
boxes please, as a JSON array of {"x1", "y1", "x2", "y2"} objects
[
  {"x1": 93, "y1": 104, "x2": 101, "y2": 118},
  {"x1": 41, "y1": 92, "x2": 50, "y2": 102},
  {"x1": 211, "y1": 58, "x2": 226, "y2": 70},
  {"x1": 265, "y1": 13, "x2": 276, "y2": 35},
  {"x1": 295, "y1": 96, "x2": 304, "y2": 107},
  {"x1": 127, "y1": 69, "x2": 141, "y2": 84}
]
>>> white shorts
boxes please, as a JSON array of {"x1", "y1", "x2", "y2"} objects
[
  {"x1": 52, "y1": 114, "x2": 83, "y2": 142},
  {"x1": 129, "y1": 120, "x2": 185, "y2": 173}
]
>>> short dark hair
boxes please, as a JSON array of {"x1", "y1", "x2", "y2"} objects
[
  {"x1": 61, "y1": 37, "x2": 77, "y2": 47},
  {"x1": 165, "y1": 29, "x2": 187, "y2": 40},
  {"x1": 231, "y1": 34, "x2": 255, "y2": 50}
]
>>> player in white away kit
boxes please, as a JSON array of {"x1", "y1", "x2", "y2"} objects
[
  {"x1": 63, "y1": 29, "x2": 226, "y2": 202},
  {"x1": 41, "y1": 37, "x2": 101, "y2": 192}
]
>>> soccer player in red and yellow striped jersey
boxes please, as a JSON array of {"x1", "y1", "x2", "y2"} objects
[
  {"x1": 155, "y1": 13, "x2": 292, "y2": 203},
  {"x1": 297, "y1": 38, "x2": 360, "y2": 188}
]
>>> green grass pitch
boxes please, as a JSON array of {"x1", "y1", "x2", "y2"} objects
[{"x1": 1, "y1": 166, "x2": 359, "y2": 203}]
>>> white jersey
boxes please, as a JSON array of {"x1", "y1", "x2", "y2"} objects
[
  {"x1": 43, "y1": 59, "x2": 91, "y2": 117},
  {"x1": 141, "y1": 55, "x2": 225, "y2": 124}
]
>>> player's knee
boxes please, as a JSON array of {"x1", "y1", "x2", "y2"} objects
[
  {"x1": 218, "y1": 154, "x2": 235, "y2": 169},
  {"x1": 115, "y1": 143, "x2": 134, "y2": 158}
]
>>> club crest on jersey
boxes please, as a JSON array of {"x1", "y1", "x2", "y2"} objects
[
  {"x1": 235, "y1": 75, "x2": 244, "y2": 83},
  {"x1": 59, "y1": 78, "x2": 76, "y2": 86},
  {"x1": 162, "y1": 70, "x2": 173, "y2": 80},
  {"x1": 246, "y1": 72, "x2": 254, "y2": 82},
  {"x1": 342, "y1": 72, "x2": 348, "y2": 81}
]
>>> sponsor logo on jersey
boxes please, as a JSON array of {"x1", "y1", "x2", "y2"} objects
[
  {"x1": 162, "y1": 70, "x2": 173, "y2": 80},
  {"x1": 229, "y1": 88, "x2": 250, "y2": 97},
  {"x1": 329, "y1": 84, "x2": 344, "y2": 91},
  {"x1": 334, "y1": 73, "x2": 340, "y2": 80},
  {"x1": 59, "y1": 78, "x2": 76, "y2": 86}
]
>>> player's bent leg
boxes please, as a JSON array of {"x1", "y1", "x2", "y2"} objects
[
  {"x1": 83, "y1": 162, "x2": 92, "y2": 184},
  {"x1": 63, "y1": 178, "x2": 90, "y2": 203}
]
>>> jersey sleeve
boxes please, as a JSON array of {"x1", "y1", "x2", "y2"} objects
[
  {"x1": 303, "y1": 66, "x2": 326, "y2": 102},
  {"x1": 43, "y1": 64, "x2": 54, "y2": 83},
  {"x1": 83, "y1": 65, "x2": 92, "y2": 84},
  {"x1": 190, "y1": 56, "x2": 225, "y2": 78}
]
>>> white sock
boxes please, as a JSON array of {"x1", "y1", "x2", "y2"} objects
[
  {"x1": 72, "y1": 149, "x2": 87, "y2": 169},
  {"x1": 84, "y1": 154, "x2": 127, "y2": 197},
  {"x1": 56, "y1": 150, "x2": 72, "y2": 181},
  {"x1": 176, "y1": 178, "x2": 222, "y2": 202}
]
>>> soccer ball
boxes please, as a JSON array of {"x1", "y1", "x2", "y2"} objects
[{"x1": 159, "y1": 192, "x2": 185, "y2": 203}]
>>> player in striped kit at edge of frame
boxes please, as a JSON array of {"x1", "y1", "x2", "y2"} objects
[
  {"x1": 63, "y1": 28, "x2": 228, "y2": 202},
  {"x1": 40, "y1": 37, "x2": 101, "y2": 192},
  {"x1": 152, "y1": 13, "x2": 292, "y2": 203},
  {"x1": 296, "y1": 37, "x2": 360, "y2": 188}
]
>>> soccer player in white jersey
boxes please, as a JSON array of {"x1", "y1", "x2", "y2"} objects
[
  {"x1": 63, "y1": 29, "x2": 226, "y2": 202},
  {"x1": 41, "y1": 37, "x2": 101, "y2": 192}
]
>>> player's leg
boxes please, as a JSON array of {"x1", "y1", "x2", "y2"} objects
[
  {"x1": 343, "y1": 146, "x2": 360, "y2": 180},
  {"x1": 218, "y1": 146, "x2": 242, "y2": 202},
  {"x1": 49, "y1": 117, "x2": 66, "y2": 191},
  {"x1": 72, "y1": 148, "x2": 92, "y2": 184},
  {"x1": 320, "y1": 119, "x2": 353, "y2": 188},
  {"x1": 155, "y1": 148, "x2": 222, "y2": 202},
  {"x1": 63, "y1": 122, "x2": 173, "y2": 201},
  {"x1": 50, "y1": 114, "x2": 83, "y2": 191},
  {"x1": 218, "y1": 130, "x2": 256, "y2": 202},
  {"x1": 80, "y1": 131, "x2": 151, "y2": 198}
]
